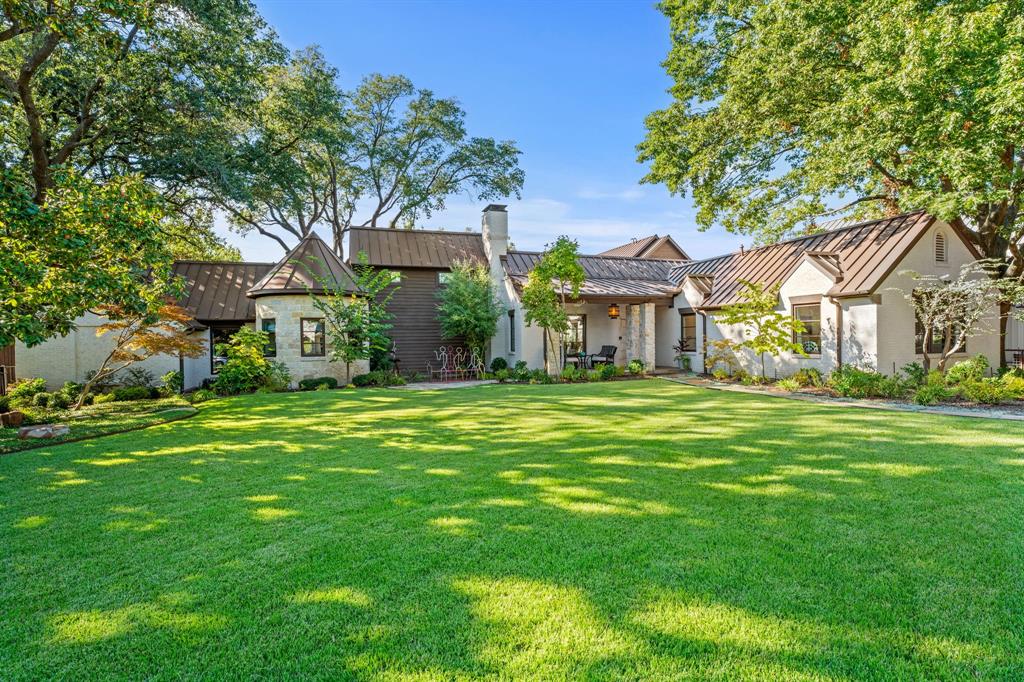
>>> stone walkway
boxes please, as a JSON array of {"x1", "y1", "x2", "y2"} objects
[
  {"x1": 659, "y1": 375, "x2": 1024, "y2": 422},
  {"x1": 391, "y1": 379, "x2": 498, "y2": 391}
]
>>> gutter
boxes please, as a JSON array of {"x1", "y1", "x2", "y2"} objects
[{"x1": 828, "y1": 296, "x2": 843, "y2": 369}]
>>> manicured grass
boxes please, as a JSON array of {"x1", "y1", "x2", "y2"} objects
[
  {"x1": 0, "y1": 397, "x2": 195, "y2": 454},
  {"x1": 1, "y1": 381, "x2": 1021, "y2": 680}
]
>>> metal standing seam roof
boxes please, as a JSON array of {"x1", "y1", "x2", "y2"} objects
[
  {"x1": 172, "y1": 261, "x2": 274, "y2": 323},
  {"x1": 669, "y1": 211, "x2": 938, "y2": 309},
  {"x1": 248, "y1": 233, "x2": 360, "y2": 298},
  {"x1": 599, "y1": 234, "x2": 690, "y2": 260},
  {"x1": 348, "y1": 227, "x2": 487, "y2": 269},
  {"x1": 502, "y1": 251, "x2": 686, "y2": 300}
]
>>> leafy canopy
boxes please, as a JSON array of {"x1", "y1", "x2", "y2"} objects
[
  {"x1": 641, "y1": 0, "x2": 1024, "y2": 275},
  {"x1": 716, "y1": 280, "x2": 806, "y2": 378},
  {"x1": 520, "y1": 236, "x2": 585, "y2": 373},
  {"x1": 436, "y1": 260, "x2": 504, "y2": 356}
]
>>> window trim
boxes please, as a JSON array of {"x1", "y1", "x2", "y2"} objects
[
  {"x1": 679, "y1": 310, "x2": 697, "y2": 352},
  {"x1": 300, "y1": 317, "x2": 326, "y2": 358},
  {"x1": 792, "y1": 303, "x2": 822, "y2": 356},
  {"x1": 564, "y1": 313, "x2": 587, "y2": 355}
]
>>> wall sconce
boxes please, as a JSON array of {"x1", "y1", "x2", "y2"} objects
[{"x1": 607, "y1": 303, "x2": 620, "y2": 319}]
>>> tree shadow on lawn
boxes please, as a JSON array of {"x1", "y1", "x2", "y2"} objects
[{"x1": 1, "y1": 381, "x2": 1022, "y2": 679}]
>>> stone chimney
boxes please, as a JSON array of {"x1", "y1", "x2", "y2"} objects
[{"x1": 481, "y1": 204, "x2": 508, "y2": 281}]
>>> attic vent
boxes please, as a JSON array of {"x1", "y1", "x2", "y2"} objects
[{"x1": 934, "y1": 231, "x2": 948, "y2": 263}]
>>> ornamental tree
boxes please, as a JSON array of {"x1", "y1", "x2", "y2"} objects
[
  {"x1": 76, "y1": 303, "x2": 206, "y2": 409},
  {"x1": 641, "y1": 1, "x2": 1024, "y2": 276},
  {"x1": 311, "y1": 255, "x2": 397, "y2": 383},
  {"x1": 716, "y1": 280, "x2": 806, "y2": 379},
  {"x1": 520, "y1": 236, "x2": 585, "y2": 373},
  {"x1": 0, "y1": 169, "x2": 179, "y2": 347},
  {"x1": 436, "y1": 260, "x2": 504, "y2": 358}
]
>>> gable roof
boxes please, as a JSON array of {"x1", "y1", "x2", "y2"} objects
[
  {"x1": 670, "y1": 211, "x2": 939, "y2": 309},
  {"x1": 502, "y1": 252, "x2": 684, "y2": 300},
  {"x1": 248, "y1": 233, "x2": 360, "y2": 298},
  {"x1": 348, "y1": 227, "x2": 486, "y2": 269},
  {"x1": 599, "y1": 234, "x2": 690, "y2": 260},
  {"x1": 173, "y1": 261, "x2": 274, "y2": 323}
]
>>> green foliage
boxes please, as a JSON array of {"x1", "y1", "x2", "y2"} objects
[
  {"x1": 627, "y1": 359, "x2": 646, "y2": 376},
  {"x1": 111, "y1": 386, "x2": 156, "y2": 402},
  {"x1": 312, "y1": 255, "x2": 396, "y2": 382},
  {"x1": 436, "y1": 260, "x2": 504, "y2": 356},
  {"x1": 494, "y1": 368, "x2": 511, "y2": 383},
  {"x1": 711, "y1": 367, "x2": 730, "y2": 381},
  {"x1": 162, "y1": 371, "x2": 184, "y2": 395},
  {"x1": 717, "y1": 281, "x2": 806, "y2": 378},
  {"x1": 600, "y1": 363, "x2": 617, "y2": 381},
  {"x1": 351, "y1": 371, "x2": 406, "y2": 388},
  {"x1": 265, "y1": 362, "x2": 292, "y2": 392},
  {"x1": 828, "y1": 366, "x2": 908, "y2": 400},
  {"x1": 641, "y1": 1, "x2": 1024, "y2": 276},
  {"x1": 792, "y1": 368, "x2": 824, "y2": 388},
  {"x1": 212, "y1": 328, "x2": 272, "y2": 396},
  {"x1": 945, "y1": 354, "x2": 990, "y2": 385},
  {"x1": 0, "y1": 395, "x2": 8, "y2": 413},
  {"x1": 93, "y1": 393, "x2": 117, "y2": 405},
  {"x1": 490, "y1": 357, "x2": 508, "y2": 373},
  {"x1": 121, "y1": 367, "x2": 156, "y2": 388},
  {"x1": 32, "y1": 392, "x2": 50, "y2": 408},
  {"x1": 900, "y1": 363, "x2": 927, "y2": 387},
  {"x1": 959, "y1": 379, "x2": 1012, "y2": 405},
  {"x1": 299, "y1": 377, "x2": 339, "y2": 391},
  {"x1": 188, "y1": 389, "x2": 218, "y2": 404},
  {"x1": 520, "y1": 236, "x2": 585, "y2": 373},
  {"x1": 8, "y1": 378, "x2": 47, "y2": 406},
  {"x1": 999, "y1": 374, "x2": 1024, "y2": 399},
  {"x1": 776, "y1": 378, "x2": 801, "y2": 392},
  {"x1": 511, "y1": 361, "x2": 531, "y2": 383}
]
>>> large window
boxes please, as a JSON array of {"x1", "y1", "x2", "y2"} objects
[
  {"x1": 679, "y1": 311, "x2": 697, "y2": 352},
  {"x1": 793, "y1": 304, "x2": 821, "y2": 355},
  {"x1": 564, "y1": 314, "x2": 586, "y2": 355},
  {"x1": 261, "y1": 318, "x2": 276, "y2": 357},
  {"x1": 300, "y1": 318, "x2": 325, "y2": 357}
]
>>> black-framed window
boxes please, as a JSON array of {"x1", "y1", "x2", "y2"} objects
[
  {"x1": 210, "y1": 325, "x2": 241, "y2": 374},
  {"x1": 508, "y1": 309, "x2": 516, "y2": 353},
  {"x1": 565, "y1": 314, "x2": 586, "y2": 355},
  {"x1": 793, "y1": 304, "x2": 821, "y2": 355},
  {"x1": 679, "y1": 311, "x2": 697, "y2": 352},
  {"x1": 261, "y1": 318, "x2": 276, "y2": 357},
  {"x1": 301, "y1": 318, "x2": 325, "y2": 357}
]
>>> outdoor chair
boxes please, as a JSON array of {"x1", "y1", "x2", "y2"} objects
[{"x1": 587, "y1": 345, "x2": 617, "y2": 367}]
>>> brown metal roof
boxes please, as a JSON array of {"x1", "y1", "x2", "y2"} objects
[
  {"x1": 248, "y1": 234, "x2": 360, "y2": 298},
  {"x1": 172, "y1": 261, "x2": 274, "y2": 323},
  {"x1": 503, "y1": 251, "x2": 684, "y2": 301},
  {"x1": 670, "y1": 212, "x2": 937, "y2": 309},
  {"x1": 348, "y1": 227, "x2": 486, "y2": 269},
  {"x1": 599, "y1": 234, "x2": 690, "y2": 260}
]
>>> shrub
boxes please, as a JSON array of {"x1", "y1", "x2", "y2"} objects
[
  {"x1": 731, "y1": 369, "x2": 750, "y2": 383},
  {"x1": 900, "y1": 362, "x2": 927, "y2": 387},
  {"x1": 112, "y1": 385, "x2": 154, "y2": 402},
  {"x1": 490, "y1": 357, "x2": 508, "y2": 372},
  {"x1": 792, "y1": 368, "x2": 824, "y2": 388},
  {"x1": 188, "y1": 389, "x2": 217, "y2": 404},
  {"x1": 79, "y1": 393, "x2": 94, "y2": 407},
  {"x1": 945, "y1": 354, "x2": 990, "y2": 385},
  {"x1": 266, "y1": 362, "x2": 292, "y2": 392},
  {"x1": 0, "y1": 395, "x2": 8, "y2": 413},
  {"x1": 999, "y1": 373, "x2": 1024, "y2": 400},
  {"x1": 560, "y1": 366, "x2": 579, "y2": 382},
  {"x1": 212, "y1": 328, "x2": 272, "y2": 395},
  {"x1": 776, "y1": 377, "x2": 801, "y2": 392},
  {"x1": 120, "y1": 366, "x2": 155, "y2": 388},
  {"x1": 93, "y1": 392, "x2": 117, "y2": 404},
  {"x1": 711, "y1": 368, "x2": 730, "y2": 381},
  {"x1": 828, "y1": 366, "x2": 886, "y2": 399},
  {"x1": 33, "y1": 392, "x2": 51, "y2": 407},
  {"x1": 512, "y1": 361, "x2": 531, "y2": 382},
  {"x1": 599, "y1": 363, "x2": 616, "y2": 381},
  {"x1": 349, "y1": 371, "x2": 404, "y2": 388},
  {"x1": 913, "y1": 371, "x2": 955, "y2": 405},
  {"x1": 494, "y1": 368, "x2": 511, "y2": 383},
  {"x1": 58, "y1": 381, "x2": 84, "y2": 400},
  {"x1": 299, "y1": 377, "x2": 339, "y2": 391},
  {"x1": 161, "y1": 370, "x2": 183, "y2": 394},
  {"x1": 959, "y1": 378, "x2": 1012, "y2": 405},
  {"x1": 627, "y1": 359, "x2": 646, "y2": 375},
  {"x1": 50, "y1": 393, "x2": 71, "y2": 410},
  {"x1": 9, "y1": 378, "x2": 47, "y2": 406},
  {"x1": 587, "y1": 370, "x2": 603, "y2": 382}
]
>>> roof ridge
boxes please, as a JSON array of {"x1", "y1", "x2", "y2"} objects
[
  {"x1": 173, "y1": 260, "x2": 277, "y2": 266},
  {"x1": 349, "y1": 225, "x2": 482, "y2": 236},
  {"x1": 508, "y1": 249, "x2": 688, "y2": 263}
]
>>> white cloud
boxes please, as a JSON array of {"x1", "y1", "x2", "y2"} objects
[{"x1": 576, "y1": 186, "x2": 646, "y2": 201}]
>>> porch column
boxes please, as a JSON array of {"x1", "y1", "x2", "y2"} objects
[
  {"x1": 639, "y1": 302, "x2": 656, "y2": 369},
  {"x1": 624, "y1": 304, "x2": 640, "y2": 365}
]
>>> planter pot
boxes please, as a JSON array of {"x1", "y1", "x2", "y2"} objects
[{"x1": 1, "y1": 411, "x2": 24, "y2": 428}]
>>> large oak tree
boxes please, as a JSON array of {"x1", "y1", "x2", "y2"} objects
[{"x1": 640, "y1": 0, "x2": 1024, "y2": 276}]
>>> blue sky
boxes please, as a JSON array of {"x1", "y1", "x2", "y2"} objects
[{"x1": 224, "y1": 0, "x2": 746, "y2": 262}]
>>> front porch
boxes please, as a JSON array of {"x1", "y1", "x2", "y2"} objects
[{"x1": 556, "y1": 298, "x2": 680, "y2": 370}]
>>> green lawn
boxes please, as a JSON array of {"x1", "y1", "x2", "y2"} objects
[{"x1": 1, "y1": 381, "x2": 1021, "y2": 680}]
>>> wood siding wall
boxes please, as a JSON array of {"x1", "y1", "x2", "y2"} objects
[
  {"x1": 380, "y1": 268, "x2": 465, "y2": 374},
  {"x1": 0, "y1": 344, "x2": 14, "y2": 370}
]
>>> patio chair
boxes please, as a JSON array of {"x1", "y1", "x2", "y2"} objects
[{"x1": 587, "y1": 345, "x2": 617, "y2": 367}]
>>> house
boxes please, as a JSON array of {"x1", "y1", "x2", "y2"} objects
[
  {"x1": 599, "y1": 234, "x2": 690, "y2": 260},
  {"x1": 16, "y1": 234, "x2": 367, "y2": 391}
]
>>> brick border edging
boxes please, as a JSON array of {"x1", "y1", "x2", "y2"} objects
[
  {"x1": 0, "y1": 406, "x2": 199, "y2": 456},
  {"x1": 657, "y1": 376, "x2": 1024, "y2": 422}
]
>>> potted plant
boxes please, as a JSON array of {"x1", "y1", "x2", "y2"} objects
[{"x1": 673, "y1": 339, "x2": 693, "y2": 373}]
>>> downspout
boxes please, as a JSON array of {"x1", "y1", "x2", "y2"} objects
[
  {"x1": 829, "y1": 297, "x2": 843, "y2": 369},
  {"x1": 698, "y1": 310, "x2": 708, "y2": 374}
]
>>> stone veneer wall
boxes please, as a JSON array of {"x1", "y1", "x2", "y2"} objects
[{"x1": 255, "y1": 294, "x2": 368, "y2": 387}]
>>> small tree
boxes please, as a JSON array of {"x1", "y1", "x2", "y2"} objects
[
  {"x1": 436, "y1": 260, "x2": 504, "y2": 358},
  {"x1": 520, "y1": 236, "x2": 585, "y2": 373},
  {"x1": 76, "y1": 304, "x2": 206, "y2": 409},
  {"x1": 311, "y1": 255, "x2": 397, "y2": 383},
  {"x1": 717, "y1": 280, "x2": 806, "y2": 379},
  {"x1": 900, "y1": 261, "x2": 1024, "y2": 373}
]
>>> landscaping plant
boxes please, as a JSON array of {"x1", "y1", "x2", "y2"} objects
[
  {"x1": 436, "y1": 260, "x2": 504, "y2": 360},
  {"x1": 520, "y1": 236, "x2": 585, "y2": 374},
  {"x1": 717, "y1": 280, "x2": 807, "y2": 379},
  {"x1": 212, "y1": 328, "x2": 273, "y2": 396}
]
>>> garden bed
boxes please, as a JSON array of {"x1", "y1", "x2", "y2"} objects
[{"x1": 0, "y1": 397, "x2": 195, "y2": 454}]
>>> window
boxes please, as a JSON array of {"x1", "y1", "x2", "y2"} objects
[
  {"x1": 210, "y1": 325, "x2": 241, "y2": 374},
  {"x1": 564, "y1": 314, "x2": 586, "y2": 355},
  {"x1": 261, "y1": 318, "x2": 276, "y2": 357},
  {"x1": 679, "y1": 312, "x2": 697, "y2": 352},
  {"x1": 300, "y1": 318, "x2": 325, "y2": 357},
  {"x1": 508, "y1": 309, "x2": 516, "y2": 353},
  {"x1": 934, "y1": 231, "x2": 948, "y2": 264},
  {"x1": 793, "y1": 304, "x2": 821, "y2": 355},
  {"x1": 438, "y1": 271, "x2": 452, "y2": 286}
]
